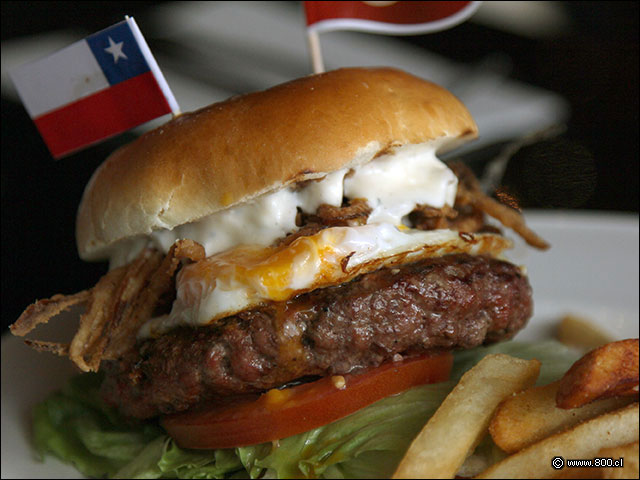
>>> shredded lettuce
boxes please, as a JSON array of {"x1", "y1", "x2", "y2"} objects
[
  {"x1": 32, "y1": 373, "x2": 165, "y2": 478},
  {"x1": 31, "y1": 340, "x2": 579, "y2": 479}
]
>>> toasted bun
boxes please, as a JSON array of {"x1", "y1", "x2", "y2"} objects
[{"x1": 77, "y1": 67, "x2": 477, "y2": 260}]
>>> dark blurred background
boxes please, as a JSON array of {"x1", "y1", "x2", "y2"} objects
[{"x1": 2, "y1": 1, "x2": 638, "y2": 332}]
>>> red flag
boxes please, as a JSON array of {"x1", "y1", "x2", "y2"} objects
[{"x1": 305, "y1": 1, "x2": 481, "y2": 34}]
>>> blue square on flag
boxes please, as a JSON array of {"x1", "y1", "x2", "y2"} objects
[{"x1": 86, "y1": 21, "x2": 150, "y2": 86}]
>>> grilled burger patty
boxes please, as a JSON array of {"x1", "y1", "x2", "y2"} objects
[{"x1": 101, "y1": 253, "x2": 532, "y2": 419}]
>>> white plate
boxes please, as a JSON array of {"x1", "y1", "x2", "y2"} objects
[{"x1": 2, "y1": 211, "x2": 638, "y2": 479}]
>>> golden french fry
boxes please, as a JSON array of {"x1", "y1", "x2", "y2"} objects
[
  {"x1": 557, "y1": 339, "x2": 639, "y2": 409},
  {"x1": 476, "y1": 403, "x2": 639, "y2": 479},
  {"x1": 556, "y1": 314, "x2": 615, "y2": 352},
  {"x1": 598, "y1": 442, "x2": 639, "y2": 479},
  {"x1": 392, "y1": 354, "x2": 541, "y2": 479},
  {"x1": 490, "y1": 380, "x2": 636, "y2": 453}
]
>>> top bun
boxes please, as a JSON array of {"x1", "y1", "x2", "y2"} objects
[{"x1": 76, "y1": 67, "x2": 477, "y2": 260}]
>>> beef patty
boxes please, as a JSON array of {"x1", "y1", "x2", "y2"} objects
[{"x1": 101, "y1": 253, "x2": 532, "y2": 419}]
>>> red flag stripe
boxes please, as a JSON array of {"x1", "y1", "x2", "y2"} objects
[
  {"x1": 33, "y1": 72, "x2": 171, "y2": 158},
  {"x1": 305, "y1": 1, "x2": 473, "y2": 26}
]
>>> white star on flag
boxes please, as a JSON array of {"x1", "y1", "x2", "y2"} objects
[{"x1": 104, "y1": 36, "x2": 127, "y2": 63}]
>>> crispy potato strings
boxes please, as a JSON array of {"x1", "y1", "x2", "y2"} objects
[
  {"x1": 102, "y1": 239, "x2": 205, "y2": 362},
  {"x1": 11, "y1": 239, "x2": 205, "y2": 372},
  {"x1": 450, "y1": 162, "x2": 550, "y2": 250},
  {"x1": 11, "y1": 290, "x2": 91, "y2": 337}
]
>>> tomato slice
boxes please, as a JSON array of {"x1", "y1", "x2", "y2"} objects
[{"x1": 162, "y1": 351, "x2": 453, "y2": 449}]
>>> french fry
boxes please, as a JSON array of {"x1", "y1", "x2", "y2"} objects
[
  {"x1": 392, "y1": 354, "x2": 541, "y2": 479},
  {"x1": 599, "y1": 441, "x2": 639, "y2": 479},
  {"x1": 476, "y1": 403, "x2": 639, "y2": 479},
  {"x1": 490, "y1": 380, "x2": 636, "y2": 453},
  {"x1": 556, "y1": 339, "x2": 639, "y2": 409},
  {"x1": 556, "y1": 314, "x2": 615, "y2": 352}
]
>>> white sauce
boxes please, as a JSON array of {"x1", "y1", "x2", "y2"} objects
[
  {"x1": 344, "y1": 143, "x2": 457, "y2": 225},
  {"x1": 109, "y1": 142, "x2": 457, "y2": 268},
  {"x1": 152, "y1": 169, "x2": 347, "y2": 258}
]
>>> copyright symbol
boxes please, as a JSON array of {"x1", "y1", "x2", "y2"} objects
[{"x1": 552, "y1": 456, "x2": 565, "y2": 470}]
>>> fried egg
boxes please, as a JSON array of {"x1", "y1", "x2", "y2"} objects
[{"x1": 138, "y1": 224, "x2": 512, "y2": 338}]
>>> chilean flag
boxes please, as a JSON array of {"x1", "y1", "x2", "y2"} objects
[
  {"x1": 305, "y1": 1, "x2": 482, "y2": 34},
  {"x1": 10, "y1": 17, "x2": 179, "y2": 159}
]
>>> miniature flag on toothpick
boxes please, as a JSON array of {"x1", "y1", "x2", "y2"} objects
[
  {"x1": 10, "y1": 17, "x2": 179, "y2": 159},
  {"x1": 304, "y1": 1, "x2": 482, "y2": 73}
]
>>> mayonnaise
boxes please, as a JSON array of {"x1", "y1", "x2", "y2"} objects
[{"x1": 109, "y1": 142, "x2": 457, "y2": 268}]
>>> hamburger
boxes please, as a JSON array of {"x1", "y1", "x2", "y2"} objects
[{"x1": 11, "y1": 67, "x2": 550, "y2": 478}]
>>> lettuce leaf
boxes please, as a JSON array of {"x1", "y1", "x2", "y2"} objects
[
  {"x1": 237, "y1": 339, "x2": 580, "y2": 478},
  {"x1": 31, "y1": 340, "x2": 579, "y2": 478},
  {"x1": 238, "y1": 380, "x2": 454, "y2": 478}
]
